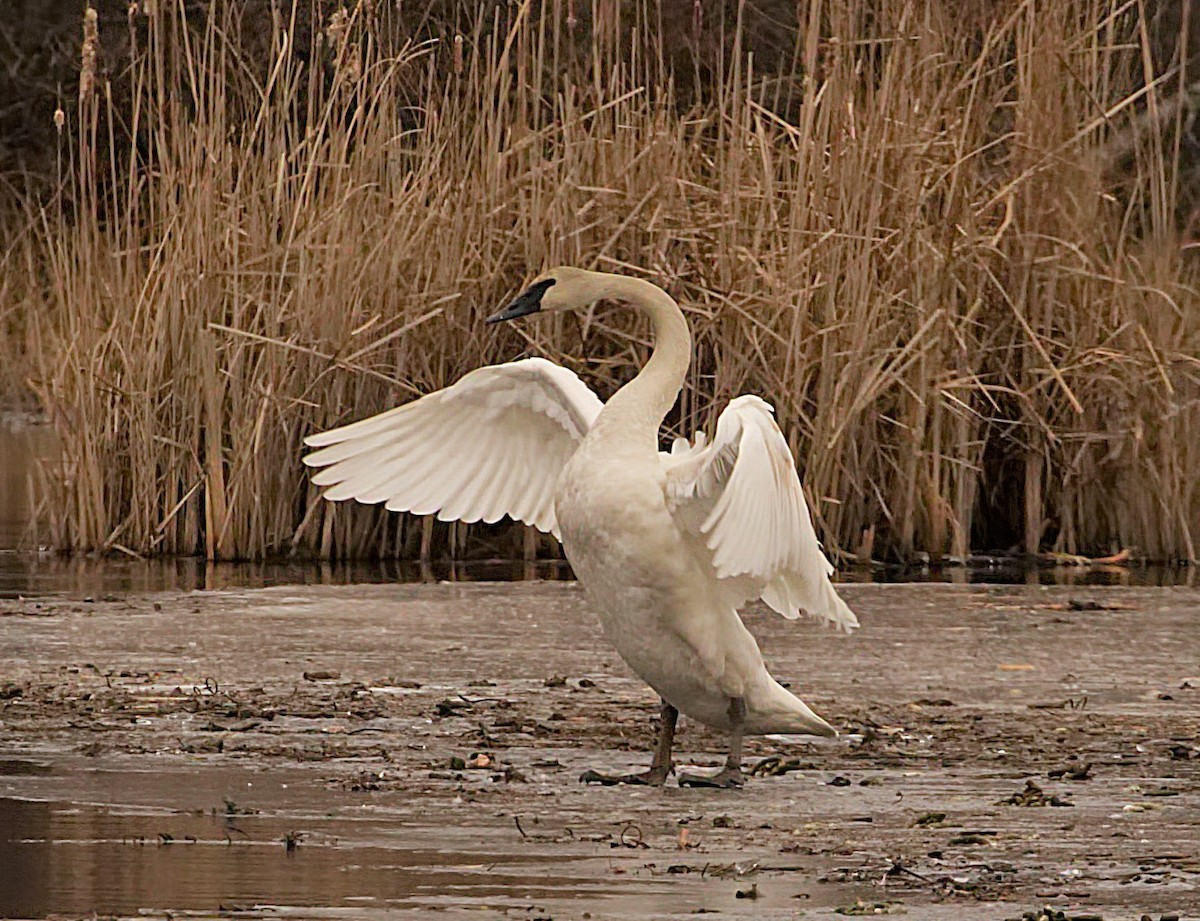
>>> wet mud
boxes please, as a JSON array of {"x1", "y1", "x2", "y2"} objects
[{"x1": 0, "y1": 582, "x2": 1197, "y2": 919}]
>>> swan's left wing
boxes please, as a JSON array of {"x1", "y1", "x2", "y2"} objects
[
  {"x1": 303, "y1": 358, "x2": 602, "y2": 537},
  {"x1": 663, "y1": 396, "x2": 858, "y2": 631}
]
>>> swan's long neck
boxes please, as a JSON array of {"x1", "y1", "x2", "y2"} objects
[{"x1": 591, "y1": 276, "x2": 691, "y2": 451}]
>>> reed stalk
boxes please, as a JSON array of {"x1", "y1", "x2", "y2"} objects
[{"x1": 4, "y1": 0, "x2": 1197, "y2": 563}]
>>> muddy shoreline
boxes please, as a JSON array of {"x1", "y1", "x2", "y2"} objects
[{"x1": 1, "y1": 582, "x2": 1197, "y2": 919}]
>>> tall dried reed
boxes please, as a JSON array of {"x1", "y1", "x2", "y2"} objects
[{"x1": 7, "y1": 0, "x2": 1198, "y2": 562}]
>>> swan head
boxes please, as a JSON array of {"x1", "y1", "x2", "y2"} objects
[{"x1": 486, "y1": 266, "x2": 609, "y2": 324}]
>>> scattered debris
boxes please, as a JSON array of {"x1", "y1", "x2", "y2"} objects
[
  {"x1": 222, "y1": 798, "x2": 259, "y2": 816},
  {"x1": 836, "y1": 900, "x2": 904, "y2": 915},
  {"x1": 734, "y1": 883, "x2": 758, "y2": 900},
  {"x1": 613, "y1": 822, "x2": 647, "y2": 849},
  {"x1": 1066, "y1": 598, "x2": 1135, "y2": 611},
  {"x1": 1013, "y1": 907, "x2": 1104, "y2": 921},
  {"x1": 1029, "y1": 697, "x2": 1088, "y2": 710},
  {"x1": 750, "y1": 755, "x2": 816, "y2": 776},
  {"x1": 346, "y1": 770, "x2": 384, "y2": 791},
  {"x1": 949, "y1": 833, "x2": 991, "y2": 846},
  {"x1": 3, "y1": 583, "x2": 1196, "y2": 920},
  {"x1": 707, "y1": 861, "x2": 758, "y2": 878},
  {"x1": 1038, "y1": 549, "x2": 1131, "y2": 567},
  {"x1": 434, "y1": 698, "x2": 472, "y2": 717},
  {"x1": 1047, "y1": 762, "x2": 1092, "y2": 781},
  {"x1": 998, "y1": 780, "x2": 1073, "y2": 807}
]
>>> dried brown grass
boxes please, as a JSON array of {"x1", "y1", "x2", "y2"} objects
[{"x1": 5, "y1": 0, "x2": 1198, "y2": 562}]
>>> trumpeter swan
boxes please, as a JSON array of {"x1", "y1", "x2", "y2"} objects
[{"x1": 304, "y1": 267, "x2": 858, "y2": 788}]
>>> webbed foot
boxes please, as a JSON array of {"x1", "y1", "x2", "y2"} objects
[
  {"x1": 580, "y1": 765, "x2": 673, "y2": 786},
  {"x1": 677, "y1": 765, "x2": 745, "y2": 789}
]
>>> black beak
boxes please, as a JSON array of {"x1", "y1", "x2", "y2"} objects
[{"x1": 486, "y1": 278, "x2": 556, "y2": 324}]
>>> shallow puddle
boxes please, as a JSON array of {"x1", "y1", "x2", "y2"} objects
[
  {"x1": 0, "y1": 794, "x2": 659, "y2": 917},
  {"x1": 0, "y1": 758, "x2": 52, "y2": 776}
]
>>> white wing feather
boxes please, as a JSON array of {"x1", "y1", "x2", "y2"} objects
[
  {"x1": 663, "y1": 396, "x2": 859, "y2": 631},
  {"x1": 303, "y1": 358, "x2": 603, "y2": 537}
]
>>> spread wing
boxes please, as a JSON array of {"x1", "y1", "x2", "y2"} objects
[
  {"x1": 303, "y1": 358, "x2": 603, "y2": 537},
  {"x1": 663, "y1": 395, "x2": 859, "y2": 631}
]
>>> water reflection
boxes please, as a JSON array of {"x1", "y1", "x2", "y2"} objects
[
  {"x1": 0, "y1": 797, "x2": 623, "y2": 916},
  {"x1": 0, "y1": 412, "x2": 55, "y2": 551},
  {"x1": 0, "y1": 417, "x2": 1192, "y2": 597},
  {"x1": 0, "y1": 554, "x2": 575, "y2": 599},
  {"x1": 0, "y1": 551, "x2": 1190, "y2": 599},
  {"x1": 851, "y1": 560, "x2": 1195, "y2": 588}
]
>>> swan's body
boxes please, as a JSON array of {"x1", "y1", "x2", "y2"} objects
[{"x1": 304, "y1": 268, "x2": 858, "y2": 786}]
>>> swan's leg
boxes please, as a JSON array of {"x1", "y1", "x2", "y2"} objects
[
  {"x1": 677, "y1": 697, "x2": 746, "y2": 789},
  {"x1": 579, "y1": 699, "x2": 678, "y2": 786}
]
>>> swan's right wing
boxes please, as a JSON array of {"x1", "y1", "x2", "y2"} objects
[
  {"x1": 663, "y1": 396, "x2": 859, "y2": 631},
  {"x1": 303, "y1": 358, "x2": 603, "y2": 537}
]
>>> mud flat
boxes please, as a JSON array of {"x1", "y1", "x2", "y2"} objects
[{"x1": 1, "y1": 581, "x2": 1197, "y2": 919}]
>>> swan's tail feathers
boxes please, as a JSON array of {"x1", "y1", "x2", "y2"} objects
[
  {"x1": 761, "y1": 569, "x2": 859, "y2": 633},
  {"x1": 748, "y1": 676, "x2": 837, "y2": 737}
]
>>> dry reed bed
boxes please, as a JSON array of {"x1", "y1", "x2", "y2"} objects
[{"x1": 5, "y1": 0, "x2": 1198, "y2": 562}]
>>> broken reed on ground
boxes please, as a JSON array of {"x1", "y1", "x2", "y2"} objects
[{"x1": 3, "y1": 0, "x2": 1197, "y2": 563}]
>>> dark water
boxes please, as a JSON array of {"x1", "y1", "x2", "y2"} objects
[
  {"x1": 0, "y1": 412, "x2": 54, "y2": 551},
  {"x1": 0, "y1": 548, "x2": 1191, "y2": 600},
  {"x1": 1, "y1": 418, "x2": 1192, "y2": 597},
  {"x1": 0, "y1": 553, "x2": 576, "y2": 599},
  {"x1": 0, "y1": 795, "x2": 630, "y2": 917}
]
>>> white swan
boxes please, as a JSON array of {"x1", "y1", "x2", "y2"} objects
[{"x1": 303, "y1": 268, "x2": 858, "y2": 787}]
